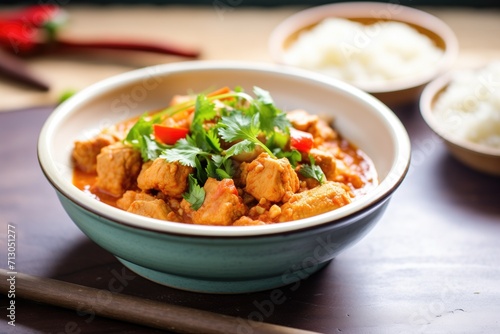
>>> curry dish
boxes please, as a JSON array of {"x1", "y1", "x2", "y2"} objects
[{"x1": 72, "y1": 86, "x2": 377, "y2": 226}]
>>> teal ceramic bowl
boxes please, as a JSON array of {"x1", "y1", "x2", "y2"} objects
[{"x1": 38, "y1": 61, "x2": 410, "y2": 293}]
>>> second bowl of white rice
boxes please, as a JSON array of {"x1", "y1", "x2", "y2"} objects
[{"x1": 420, "y1": 62, "x2": 500, "y2": 176}]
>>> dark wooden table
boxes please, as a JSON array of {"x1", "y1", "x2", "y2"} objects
[{"x1": 1, "y1": 103, "x2": 499, "y2": 334}]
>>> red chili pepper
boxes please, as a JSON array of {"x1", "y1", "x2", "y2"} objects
[
  {"x1": 0, "y1": 5, "x2": 200, "y2": 58},
  {"x1": 154, "y1": 125, "x2": 189, "y2": 145},
  {"x1": 0, "y1": 20, "x2": 38, "y2": 53},
  {"x1": 0, "y1": 5, "x2": 64, "y2": 54},
  {"x1": 290, "y1": 128, "x2": 314, "y2": 153},
  {"x1": 0, "y1": 5, "x2": 62, "y2": 28}
]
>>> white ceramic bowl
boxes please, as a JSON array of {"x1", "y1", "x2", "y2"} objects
[
  {"x1": 420, "y1": 67, "x2": 500, "y2": 176},
  {"x1": 38, "y1": 60, "x2": 411, "y2": 293},
  {"x1": 269, "y1": 2, "x2": 459, "y2": 108}
]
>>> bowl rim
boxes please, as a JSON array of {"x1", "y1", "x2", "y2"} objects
[
  {"x1": 38, "y1": 60, "x2": 411, "y2": 237},
  {"x1": 419, "y1": 70, "x2": 500, "y2": 158},
  {"x1": 268, "y1": 1, "x2": 459, "y2": 94}
]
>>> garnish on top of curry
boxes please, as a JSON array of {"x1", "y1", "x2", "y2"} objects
[{"x1": 72, "y1": 86, "x2": 377, "y2": 226}]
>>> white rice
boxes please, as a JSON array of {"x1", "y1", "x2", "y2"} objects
[
  {"x1": 433, "y1": 62, "x2": 500, "y2": 149},
  {"x1": 283, "y1": 18, "x2": 444, "y2": 86}
]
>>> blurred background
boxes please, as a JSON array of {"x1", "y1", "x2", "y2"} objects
[
  {"x1": 1, "y1": 0, "x2": 499, "y2": 111},
  {"x1": 2, "y1": 0, "x2": 500, "y2": 6}
]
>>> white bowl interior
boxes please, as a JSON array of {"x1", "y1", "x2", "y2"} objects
[{"x1": 38, "y1": 61, "x2": 410, "y2": 237}]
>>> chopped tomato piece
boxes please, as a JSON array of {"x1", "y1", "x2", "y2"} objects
[
  {"x1": 290, "y1": 128, "x2": 313, "y2": 152},
  {"x1": 153, "y1": 124, "x2": 189, "y2": 145}
]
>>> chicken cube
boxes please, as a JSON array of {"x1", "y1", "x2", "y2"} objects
[
  {"x1": 127, "y1": 199, "x2": 181, "y2": 222},
  {"x1": 311, "y1": 118, "x2": 337, "y2": 143},
  {"x1": 94, "y1": 142, "x2": 142, "y2": 197},
  {"x1": 286, "y1": 109, "x2": 318, "y2": 132},
  {"x1": 287, "y1": 109, "x2": 337, "y2": 144},
  {"x1": 137, "y1": 158, "x2": 193, "y2": 198},
  {"x1": 232, "y1": 216, "x2": 266, "y2": 226},
  {"x1": 244, "y1": 153, "x2": 299, "y2": 203},
  {"x1": 278, "y1": 182, "x2": 351, "y2": 222},
  {"x1": 116, "y1": 190, "x2": 156, "y2": 211},
  {"x1": 72, "y1": 133, "x2": 118, "y2": 173},
  {"x1": 181, "y1": 178, "x2": 246, "y2": 226},
  {"x1": 308, "y1": 148, "x2": 337, "y2": 180}
]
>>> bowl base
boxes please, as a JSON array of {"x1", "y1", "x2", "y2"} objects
[{"x1": 117, "y1": 257, "x2": 332, "y2": 294}]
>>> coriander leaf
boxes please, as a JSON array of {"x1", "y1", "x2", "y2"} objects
[
  {"x1": 253, "y1": 86, "x2": 274, "y2": 105},
  {"x1": 211, "y1": 154, "x2": 224, "y2": 167},
  {"x1": 266, "y1": 131, "x2": 289, "y2": 150},
  {"x1": 210, "y1": 155, "x2": 234, "y2": 179},
  {"x1": 218, "y1": 112, "x2": 260, "y2": 142},
  {"x1": 205, "y1": 128, "x2": 222, "y2": 153},
  {"x1": 224, "y1": 139, "x2": 255, "y2": 159},
  {"x1": 160, "y1": 138, "x2": 205, "y2": 167},
  {"x1": 192, "y1": 94, "x2": 217, "y2": 130},
  {"x1": 192, "y1": 129, "x2": 210, "y2": 153},
  {"x1": 194, "y1": 156, "x2": 207, "y2": 184},
  {"x1": 142, "y1": 135, "x2": 169, "y2": 161},
  {"x1": 183, "y1": 174, "x2": 205, "y2": 210},
  {"x1": 216, "y1": 168, "x2": 231, "y2": 179},
  {"x1": 188, "y1": 126, "x2": 221, "y2": 156},
  {"x1": 253, "y1": 86, "x2": 291, "y2": 134},
  {"x1": 219, "y1": 157, "x2": 235, "y2": 179},
  {"x1": 275, "y1": 148, "x2": 302, "y2": 168},
  {"x1": 205, "y1": 159, "x2": 218, "y2": 179},
  {"x1": 124, "y1": 115, "x2": 166, "y2": 161},
  {"x1": 125, "y1": 115, "x2": 154, "y2": 145},
  {"x1": 299, "y1": 155, "x2": 326, "y2": 184},
  {"x1": 218, "y1": 112, "x2": 275, "y2": 158},
  {"x1": 264, "y1": 112, "x2": 291, "y2": 134}
]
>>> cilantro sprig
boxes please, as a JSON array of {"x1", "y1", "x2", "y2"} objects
[
  {"x1": 218, "y1": 112, "x2": 276, "y2": 159},
  {"x1": 124, "y1": 86, "x2": 295, "y2": 210},
  {"x1": 183, "y1": 175, "x2": 205, "y2": 210},
  {"x1": 299, "y1": 155, "x2": 326, "y2": 184},
  {"x1": 124, "y1": 115, "x2": 168, "y2": 161}
]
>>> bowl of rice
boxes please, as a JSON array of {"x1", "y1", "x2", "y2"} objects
[
  {"x1": 269, "y1": 2, "x2": 459, "y2": 108},
  {"x1": 420, "y1": 61, "x2": 500, "y2": 176}
]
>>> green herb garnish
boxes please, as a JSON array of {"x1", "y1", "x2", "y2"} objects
[
  {"x1": 125, "y1": 115, "x2": 167, "y2": 161},
  {"x1": 124, "y1": 86, "x2": 296, "y2": 210},
  {"x1": 183, "y1": 175, "x2": 205, "y2": 210},
  {"x1": 299, "y1": 155, "x2": 326, "y2": 184},
  {"x1": 218, "y1": 112, "x2": 276, "y2": 159}
]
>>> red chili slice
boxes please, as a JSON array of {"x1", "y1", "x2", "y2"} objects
[
  {"x1": 290, "y1": 128, "x2": 314, "y2": 153},
  {"x1": 153, "y1": 124, "x2": 189, "y2": 145}
]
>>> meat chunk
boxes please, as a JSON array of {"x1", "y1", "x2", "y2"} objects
[
  {"x1": 311, "y1": 118, "x2": 337, "y2": 143},
  {"x1": 117, "y1": 190, "x2": 181, "y2": 221},
  {"x1": 287, "y1": 109, "x2": 318, "y2": 132},
  {"x1": 128, "y1": 199, "x2": 181, "y2": 221},
  {"x1": 137, "y1": 158, "x2": 193, "y2": 198},
  {"x1": 72, "y1": 133, "x2": 118, "y2": 173},
  {"x1": 287, "y1": 109, "x2": 337, "y2": 144},
  {"x1": 181, "y1": 178, "x2": 246, "y2": 226},
  {"x1": 233, "y1": 216, "x2": 266, "y2": 226},
  {"x1": 278, "y1": 182, "x2": 351, "y2": 222},
  {"x1": 94, "y1": 142, "x2": 142, "y2": 197},
  {"x1": 116, "y1": 190, "x2": 156, "y2": 211},
  {"x1": 243, "y1": 153, "x2": 299, "y2": 203},
  {"x1": 308, "y1": 148, "x2": 337, "y2": 180}
]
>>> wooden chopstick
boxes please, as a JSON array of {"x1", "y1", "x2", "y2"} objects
[
  {"x1": 0, "y1": 48, "x2": 49, "y2": 91},
  {"x1": 0, "y1": 269, "x2": 319, "y2": 334}
]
